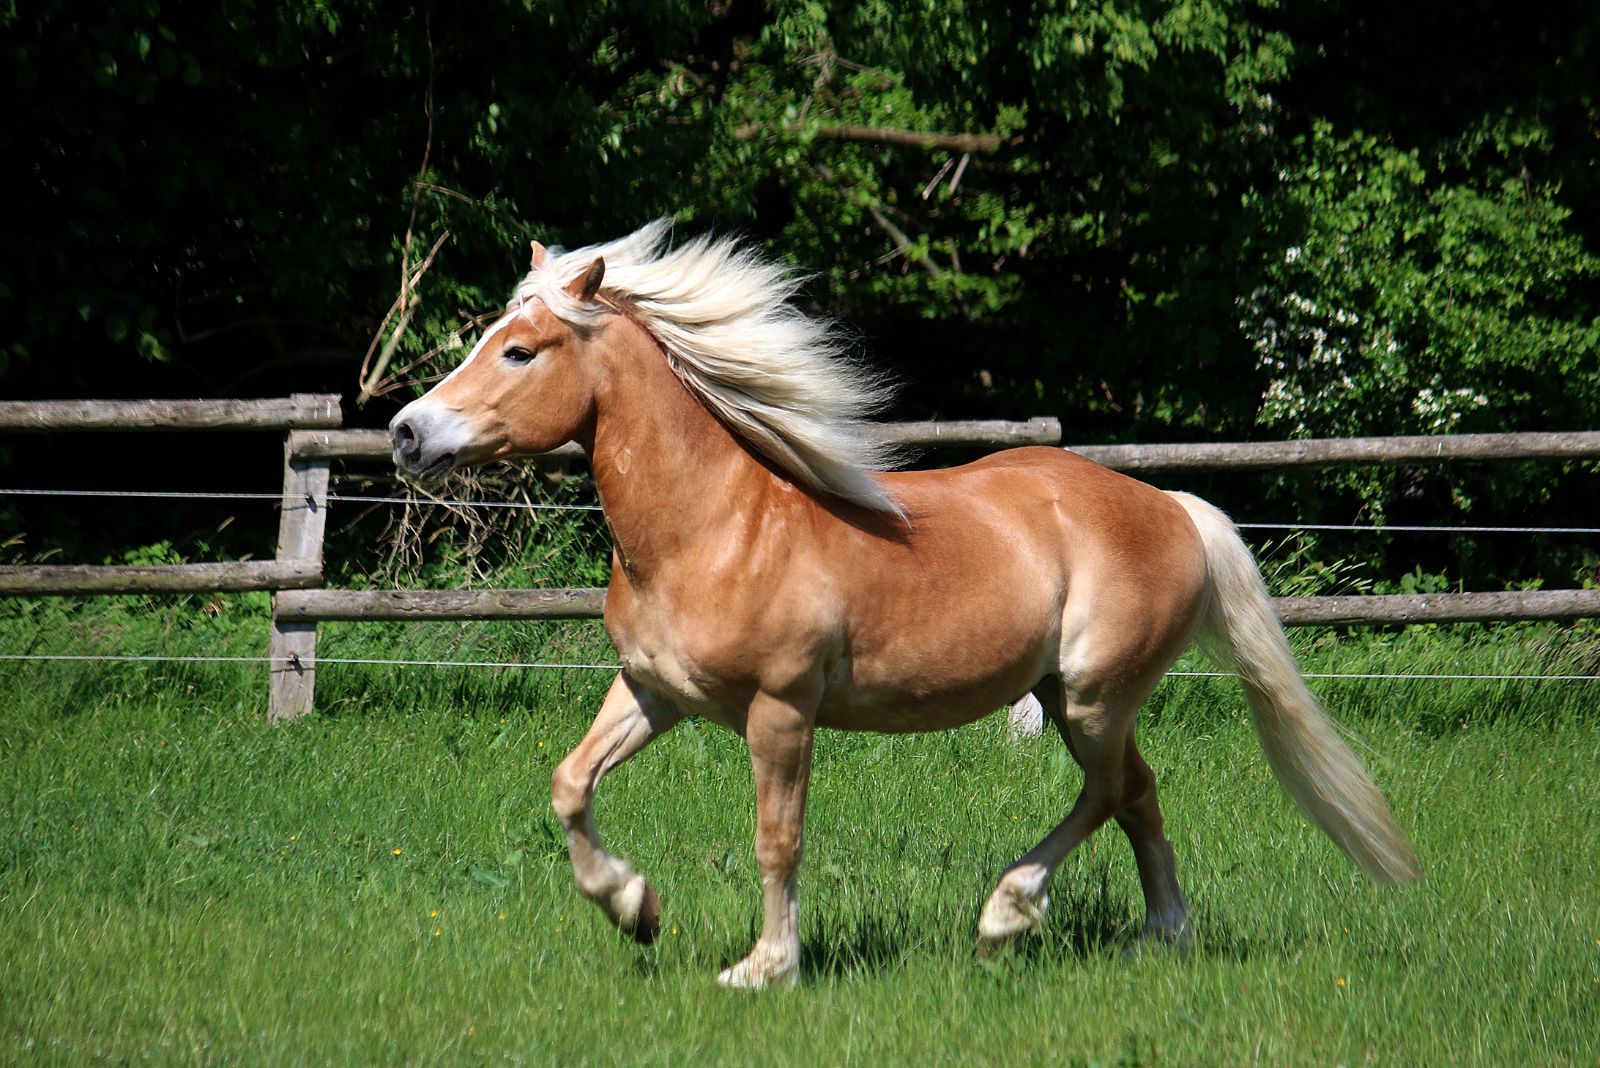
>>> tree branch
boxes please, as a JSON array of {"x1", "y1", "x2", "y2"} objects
[
  {"x1": 864, "y1": 204, "x2": 943, "y2": 280},
  {"x1": 812, "y1": 123, "x2": 1008, "y2": 153},
  {"x1": 356, "y1": 229, "x2": 450, "y2": 408},
  {"x1": 737, "y1": 121, "x2": 1010, "y2": 154}
]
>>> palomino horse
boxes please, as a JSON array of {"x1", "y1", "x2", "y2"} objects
[{"x1": 390, "y1": 221, "x2": 1419, "y2": 988}]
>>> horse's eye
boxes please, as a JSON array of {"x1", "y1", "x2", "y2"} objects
[{"x1": 502, "y1": 346, "x2": 538, "y2": 365}]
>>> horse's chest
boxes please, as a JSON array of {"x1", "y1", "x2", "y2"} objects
[
  {"x1": 605, "y1": 590, "x2": 740, "y2": 712},
  {"x1": 614, "y1": 636, "x2": 714, "y2": 708}
]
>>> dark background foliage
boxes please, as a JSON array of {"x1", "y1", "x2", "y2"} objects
[{"x1": 4, "y1": 0, "x2": 1597, "y2": 587}]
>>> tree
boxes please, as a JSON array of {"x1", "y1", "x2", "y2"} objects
[{"x1": 4, "y1": 0, "x2": 1598, "y2": 585}]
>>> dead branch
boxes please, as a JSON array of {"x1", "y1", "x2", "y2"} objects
[
  {"x1": 737, "y1": 121, "x2": 1010, "y2": 154},
  {"x1": 357, "y1": 28, "x2": 438, "y2": 409},
  {"x1": 865, "y1": 204, "x2": 943, "y2": 280},
  {"x1": 813, "y1": 123, "x2": 1008, "y2": 153},
  {"x1": 355, "y1": 229, "x2": 451, "y2": 407}
]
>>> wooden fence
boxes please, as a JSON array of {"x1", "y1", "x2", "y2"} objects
[{"x1": 2, "y1": 396, "x2": 1597, "y2": 722}]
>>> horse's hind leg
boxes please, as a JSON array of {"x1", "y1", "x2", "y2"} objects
[
  {"x1": 977, "y1": 684, "x2": 1135, "y2": 948},
  {"x1": 551, "y1": 672, "x2": 682, "y2": 943},
  {"x1": 1114, "y1": 735, "x2": 1190, "y2": 947}
]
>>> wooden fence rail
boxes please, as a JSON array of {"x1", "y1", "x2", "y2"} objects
[
  {"x1": 274, "y1": 587, "x2": 609, "y2": 621},
  {"x1": 274, "y1": 586, "x2": 1600, "y2": 628},
  {"x1": 1070, "y1": 430, "x2": 1600, "y2": 473},
  {"x1": 0, "y1": 394, "x2": 341, "y2": 432},
  {"x1": 0, "y1": 561, "x2": 321, "y2": 596},
  {"x1": 286, "y1": 417, "x2": 1064, "y2": 463},
  {"x1": 1273, "y1": 588, "x2": 1600, "y2": 626},
  {"x1": 3, "y1": 397, "x2": 1597, "y2": 722}
]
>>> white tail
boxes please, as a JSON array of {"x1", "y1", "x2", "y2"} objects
[{"x1": 1170, "y1": 492, "x2": 1421, "y2": 885}]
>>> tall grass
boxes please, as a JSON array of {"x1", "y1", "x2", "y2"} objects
[{"x1": 1, "y1": 608, "x2": 1596, "y2": 1066}]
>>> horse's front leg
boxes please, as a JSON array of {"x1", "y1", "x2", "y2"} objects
[
  {"x1": 551, "y1": 672, "x2": 682, "y2": 942},
  {"x1": 718, "y1": 686, "x2": 818, "y2": 990}
]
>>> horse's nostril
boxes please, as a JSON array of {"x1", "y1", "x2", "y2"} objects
[{"x1": 392, "y1": 419, "x2": 420, "y2": 461}]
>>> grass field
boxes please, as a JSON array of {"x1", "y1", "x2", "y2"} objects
[{"x1": 1, "y1": 606, "x2": 1597, "y2": 1065}]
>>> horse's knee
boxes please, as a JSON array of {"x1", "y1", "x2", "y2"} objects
[{"x1": 550, "y1": 758, "x2": 589, "y2": 824}]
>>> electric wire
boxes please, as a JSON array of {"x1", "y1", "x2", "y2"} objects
[{"x1": 0, "y1": 653, "x2": 1592, "y2": 682}]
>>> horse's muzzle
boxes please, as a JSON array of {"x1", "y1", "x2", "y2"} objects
[
  {"x1": 389, "y1": 409, "x2": 459, "y2": 485},
  {"x1": 391, "y1": 418, "x2": 421, "y2": 465}
]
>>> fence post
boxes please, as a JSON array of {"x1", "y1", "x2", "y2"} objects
[{"x1": 268, "y1": 436, "x2": 331, "y2": 722}]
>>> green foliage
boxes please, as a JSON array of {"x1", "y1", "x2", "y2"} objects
[
  {"x1": 5, "y1": 0, "x2": 1600, "y2": 590},
  {"x1": 1242, "y1": 122, "x2": 1600, "y2": 441}
]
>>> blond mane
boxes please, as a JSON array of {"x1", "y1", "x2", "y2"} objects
[{"x1": 512, "y1": 220, "x2": 903, "y2": 514}]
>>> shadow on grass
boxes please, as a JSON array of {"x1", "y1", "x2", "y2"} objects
[
  {"x1": 621, "y1": 892, "x2": 1345, "y2": 984},
  {"x1": 796, "y1": 877, "x2": 1310, "y2": 979},
  {"x1": 787, "y1": 871, "x2": 1143, "y2": 981}
]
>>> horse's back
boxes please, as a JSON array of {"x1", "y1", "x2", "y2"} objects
[{"x1": 881, "y1": 445, "x2": 1199, "y2": 563}]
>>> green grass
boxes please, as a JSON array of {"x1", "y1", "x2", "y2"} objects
[{"x1": 1, "y1": 616, "x2": 1598, "y2": 1065}]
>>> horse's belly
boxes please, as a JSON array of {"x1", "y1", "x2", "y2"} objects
[
  {"x1": 816, "y1": 685, "x2": 1028, "y2": 733},
  {"x1": 816, "y1": 637, "x2": 1054, "y2": 733}
]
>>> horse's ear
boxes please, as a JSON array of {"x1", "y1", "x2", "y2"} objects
[
  {"x1": 567, "y1": 257, "x2": 605, "y2": 302},
  {"x1": 529, "y1": 241, "x2": 550, "y2": 271}
]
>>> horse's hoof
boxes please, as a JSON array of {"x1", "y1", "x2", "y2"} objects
[
  {"x1": 631, "y1": 883, "x2": 662, "y2": 945},
  {"x1": 977, "y1": 876, "x2": 1049, "y2": 945},
  {"x1": 974, "y1": 933, "x2": 1014, "y2": 960},
  {"x1": 717, "y1": 947, "x2": 799, "y2": 990}
]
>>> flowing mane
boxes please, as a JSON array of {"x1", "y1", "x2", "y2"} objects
[{"x1": 510, "y1": 220, "x2": 903, "y2": 514}]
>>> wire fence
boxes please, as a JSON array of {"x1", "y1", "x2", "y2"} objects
[
  {"x1": 0, "y1": 487, "x2": 606, "y2": 511},
  {"x1": 3, "y1": 486, "x2": 1596, "y2": 533},
  {"x1": 0, "y1": 652, "x2": 1592, "y2": 683},
  {"x1": 5, "y1": 480, "x2": 1597, "y2": 688}
]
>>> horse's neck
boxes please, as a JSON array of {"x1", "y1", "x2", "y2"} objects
[{"x1": 587, "y1": 321, "x2": 778, "y2": 582}]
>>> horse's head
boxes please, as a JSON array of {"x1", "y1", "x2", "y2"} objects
[{"x1": 389, "y1": 245, "x2": 608, "y2": 484}]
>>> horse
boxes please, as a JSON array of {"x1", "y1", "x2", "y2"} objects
[{"x1": 389, "y1": 220, "x2": 1420, "y2": 989}]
